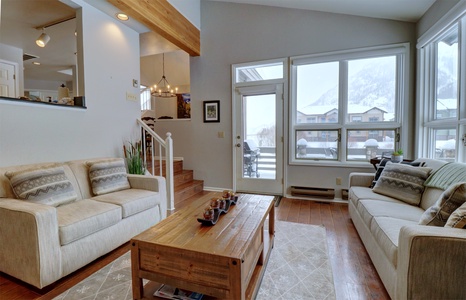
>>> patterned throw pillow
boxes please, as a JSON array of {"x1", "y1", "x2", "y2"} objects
[
  {"x1": 419, "y1": 182, "x2": 466, "y2": 227},
  {"x1": 370, "y1": 158, "x2": 391, "y2": 188},
  {"x1": 370, "y1": 159, "x2": 425, "y2": 188},
  {"x1": 5, "y1": 166, "x2": 77, "y2": 207},
  {"x1": 87, "y1": 159, "x2": 130, "y2": 196},
  {"x1": 373, "y1": 162, "x2": 432, "y2": 206},
  {"x1": 445, "y1": 202, "x2": 466, "y2": 229}
]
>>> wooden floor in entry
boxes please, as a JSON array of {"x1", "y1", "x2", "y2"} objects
[{"x1": 0, "y1": 191, "x2": 389, "y2": 300}]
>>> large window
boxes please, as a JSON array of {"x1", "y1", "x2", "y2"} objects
[
  {"x1": 418, "y1": 21, "x2": 466, "y2": 162},
  {"x1": 291, "y1": 44, "x2": 409, "y2": 164}
]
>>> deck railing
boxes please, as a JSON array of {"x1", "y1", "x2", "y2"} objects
[{"x1": 137, "y1": 118, "x2": 174, "y2": 210}]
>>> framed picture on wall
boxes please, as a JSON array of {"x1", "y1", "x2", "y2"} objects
[{"x1": 203, "y1": 100, "x2": 220, "y2": 123}]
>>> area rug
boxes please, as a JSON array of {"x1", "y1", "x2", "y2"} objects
[{"x1": 53, "y1": 221, "x2": 335, "y2": 300}]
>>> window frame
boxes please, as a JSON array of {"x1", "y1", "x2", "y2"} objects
[
  {"x1": 289, "y1": 43, "x2": 410, "y2": 166},
  {"x1": 417, "y1": 16, "x2": 466, "y2": 162}
]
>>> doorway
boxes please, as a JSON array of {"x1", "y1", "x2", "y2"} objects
[
  {"x1": 234, "y1": 84, "x2": 283, "y2": 195},
  {"x1": 0, "y1": 61, "x2": 17, "y2": 98}
]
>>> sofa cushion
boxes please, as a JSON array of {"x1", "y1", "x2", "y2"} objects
[
  {"x1": 419, "y1": 182, "x2": 466, "y2": 227},
  {"x1": 358, "y1": 199, "x2": 425, "y2": 227},
  {"x1": 5, "y1": 166, "x2": 77, "y2": 207},
  {"x1": 419, "y1": 187, "x2": 445, "y2": 211},
  {"x1": 446, "y1": 202, "x2": 466, "y2": 229},
  {"x1": 87, "y1": 159, "x2": 130, "y2": 196},
  {"x1": 373, "y1": 163, "x2": 432, "y2": 206},
  {"x1": 92, "y1": 188, "x2": 159, "y2": 218},
  {"x1": 57, "y1": 199, "x2": 122, "y2": 245},
  {"x1": 370, "y1": 217, "x2": 418, "y2": 267},
  {"x1": 350, "y1": 186, "x2": 402, "y2": 206}
]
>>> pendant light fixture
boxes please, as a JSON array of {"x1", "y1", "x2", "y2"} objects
[
  {"x1": 36, "y1": 29, "x2": 50, "y2": 47},
  {"x1": 151, "y1": 53, "x2": 177, "y2": 98}
]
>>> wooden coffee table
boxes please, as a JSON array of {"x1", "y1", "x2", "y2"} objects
[{"x1": 131, "y1": 193, "x2": 275, "y2": 300}]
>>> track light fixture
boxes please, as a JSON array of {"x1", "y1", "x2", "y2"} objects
[
  {"x1": 34, "y1": 15, "x2": 76, "y2": 48},
  {"x1": 36, "y1": 30, "x2": 50, "y2": 47}
]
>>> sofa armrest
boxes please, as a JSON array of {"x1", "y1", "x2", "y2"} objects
[
  {"x1": 127, "y1": 174, "x2": 167, "y2": 219},
  {"x1": 397, "y1": 225, "x2": 466, "y2": 300},
  {"x1": 349, "y1": 172, "x2": 374, "y2": 187},
  {"x1": 0, "y1": 198, "x2": 61, "y2": 288}
]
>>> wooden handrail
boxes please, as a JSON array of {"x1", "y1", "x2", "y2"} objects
[{"x1": 137, "y1": 118, "x2": 175, "y2": 210}]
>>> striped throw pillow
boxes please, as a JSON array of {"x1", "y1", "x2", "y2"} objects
[{"x1": 87, "y1": 159, "x2": 130, "y2": 196}]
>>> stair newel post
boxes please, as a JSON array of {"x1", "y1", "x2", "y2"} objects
[{"x1": 165, "y1": 132, "x2": 175, "y2": 210}]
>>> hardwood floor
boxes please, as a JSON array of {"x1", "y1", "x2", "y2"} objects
[{"x1": 0, "y1": 192, "x2": 389, "y2": 300}]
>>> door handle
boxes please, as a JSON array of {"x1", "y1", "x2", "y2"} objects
[{"x1": 235, "y1": 143, "x2": 241, "y2": 148}]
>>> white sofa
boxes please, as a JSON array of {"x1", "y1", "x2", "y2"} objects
[
  {"x1": 349, "y1": 158, "x2": 466, "y2": 300},
  {"x1": 0, "y1": 158, "x2": 167, "y2": 288}
]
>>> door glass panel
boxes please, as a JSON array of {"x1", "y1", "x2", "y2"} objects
[
  {"x1": 243, "y1": 94, "x2": 276, "y2": 179},
  {"x1": 236, "y1": 62, "x2": 283, "y2": 83}
]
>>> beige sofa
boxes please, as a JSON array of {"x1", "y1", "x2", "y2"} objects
[
  {"x1": 0, "y1": 158, "x2": 167, "y2": 289},
  {"x1": 349, "y1": 158, "x2": 466, "y2": 300}
]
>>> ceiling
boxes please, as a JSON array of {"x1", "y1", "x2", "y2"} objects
[
  {"x1": 1, "y1": 0, "x2": 437, "y2": 85},
  {"x1": 208, "y1": 0, "x2": 437, "y2": 22}
]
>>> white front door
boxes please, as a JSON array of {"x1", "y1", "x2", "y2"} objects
[
  {"x1": 0, "y1": 61, "x2": 17, "y2": 98},
  {"x1": 234, "y1": 84, "x2": 283, "y2": 195}
]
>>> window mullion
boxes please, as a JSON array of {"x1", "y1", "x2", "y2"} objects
[
  {"x1": 460, "y1": 18, "x2": 466, "y2": 121},
  {"x1": 340, "y1": 61, "x2": 348, "y2": 161}
]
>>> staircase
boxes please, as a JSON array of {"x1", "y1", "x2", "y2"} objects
[{"x1": 149, "y1": 159, "x2": 204, "y2": 206}]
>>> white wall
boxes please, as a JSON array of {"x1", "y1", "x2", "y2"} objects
[
  {"x1": 417, "y1": 0, "x2": 460, "y2": 37},
  {"x1": 168, "y1": 0, "x2": 201, "y2": 30},
  {"x1": 154, "y1": 1, "x2": 417, "y2": 195},
  {"x1": 0, "y1": 0, "x2": 141, "y2": 167}
]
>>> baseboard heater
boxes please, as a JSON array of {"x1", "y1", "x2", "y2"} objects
[{"x1": 290, "y1": 186, "x2": 335, "y2": 199}]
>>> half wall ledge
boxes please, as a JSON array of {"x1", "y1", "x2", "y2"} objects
[{"x1": 0, "y1": 96, "x2": 87, "y2": 109}]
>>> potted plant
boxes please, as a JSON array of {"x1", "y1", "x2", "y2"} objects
[
  {"x1": 391, "y1": 149, "x2": 403, "y2": 163},
  {"x1": 124, "y1": 140, "x2": 146, "y2": 175}
]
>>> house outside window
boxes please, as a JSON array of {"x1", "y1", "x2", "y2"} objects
[
  {"x1": 418, "y1": 18, "x2": 466, "y2": 162},
  {"x1": 290, "y1": 44, "x2": 409, "y2": 163}
]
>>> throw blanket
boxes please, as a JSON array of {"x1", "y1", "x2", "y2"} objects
[{"x1": 424, "y1": 162, "x2": 466, "y2": 190}]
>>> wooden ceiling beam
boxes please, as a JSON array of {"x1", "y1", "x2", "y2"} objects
[{"x1": 107, "y1": 0, "x2": 200, "y2": 56}]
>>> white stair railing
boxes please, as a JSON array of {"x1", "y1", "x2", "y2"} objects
[{"x1": 137, "y1": 118, "x2": 175, "y2": 211}]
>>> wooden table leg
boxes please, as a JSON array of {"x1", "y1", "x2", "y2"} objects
[
  {"x1": 131, "y1": 241, "x2": 143, "y2": 300},
  {"x1": 269, "y1": 204, "x2": 275, "y2": 242}
]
